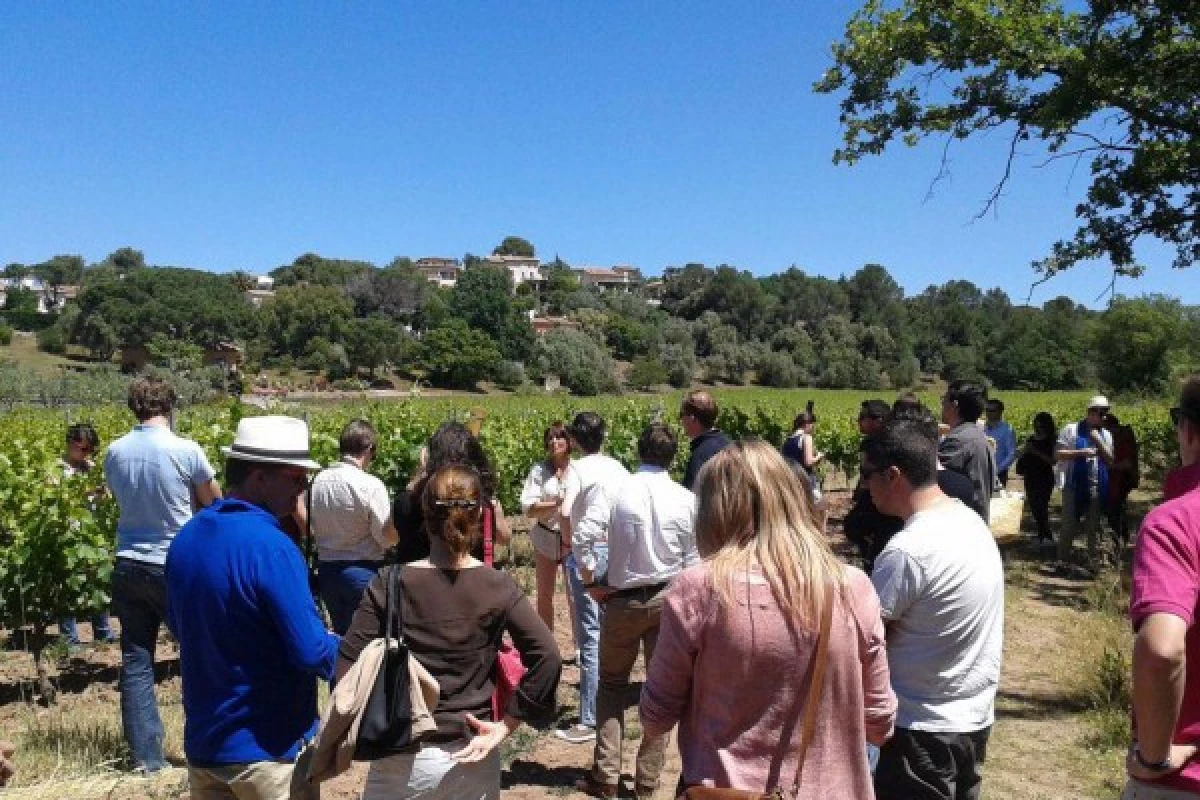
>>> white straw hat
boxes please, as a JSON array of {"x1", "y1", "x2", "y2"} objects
[
  {"x1": 1087, "y1": 395, "x2": 1110, "y2": 411},
  {"x1": 222, "y1": 416, "x2": 323, "y2": 470}
]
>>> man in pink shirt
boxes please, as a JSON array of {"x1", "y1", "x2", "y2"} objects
[{"x1": 1127, "y1": 376, "x2": 1200, "y2": 797}]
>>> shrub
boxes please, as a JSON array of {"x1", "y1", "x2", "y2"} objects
[
  {"x1": 493, "y1": 360, "x2": 527, "y2": 391},
  {"x1": 536, "y1": 329, "x2": 619, "y2": 396},
  {"x1": 659, "y1": 343, "x2": 696, "y2": 389},
  {"x1": 420, "y1": 320, "x2": 502, "y2": 389},
  {"x1": 757, "y1": 350, "x2": 801, "y2": 388},
  {"x1": 0, "y1": 324, "x2": 11, "y2": 346},
  {"x1": 627, "y1": 356, "x2": 668, "y2": 391},
  {"x1": 36, "y1": 324, "x2": 67, "y2": 354}
]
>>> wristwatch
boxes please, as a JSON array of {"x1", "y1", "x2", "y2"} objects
[{"x1": 1134, "y1": 746, "x2": 1173, "y2": 772}]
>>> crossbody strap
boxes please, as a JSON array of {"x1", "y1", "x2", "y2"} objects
[
  {"x1": 380, "y1": 565, "x2": 404, "y2": 646},
  {"x1": 788, "y1": 581, "x2": 835, "y2": 796}
]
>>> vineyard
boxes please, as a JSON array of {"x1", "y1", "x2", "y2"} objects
[{"x1": 0, "y1": 390, "x2": 1175, "y2": 692}]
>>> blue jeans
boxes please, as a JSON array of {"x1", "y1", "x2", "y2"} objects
[
  {"x1": 111, "y1": 558, "x2": 168, "y2": 772},
  {"x1": 564, "y1": 547, "x2": 607, "y2": 728},
  {"x1": 60, "y1": 613, "x2": 115, "y2": 645},
  {"x1": 318, "y1": 560, "x2": 384, "y2": 636}
]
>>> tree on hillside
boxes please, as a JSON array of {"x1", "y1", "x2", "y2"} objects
[
  {"x1": 269, "y1": 253, "x2": 375, "y2": 287},
  {"x1": 73, "y1": 267, "x2": 257, "y2": 351},
  {"x1": 37, "y1": 255, "x2": 85, "y2": 300},
  {"x1": 492, "y1": 236, "x2": 536, "y2": 258},
  {"x1": 347, "y1": 261, "x2": 430, "y2": 321},
  {"x1": 259, "y1": 284, "x2": 354, "y2": 359},
  {"x1": 420, "y1": 320, "x2": 501, "y2": 389},
  {"x1": 449, "y1": 265, "x2": 535, "y2": 361},
  {"x1": 345, "y1": 316, "x2": 406, "y2": 377},
  {"x1": 535, "y1": 328, "x2": 619, "y2": 396},
  {"x1": 3, "y1": 287, "x2": 39, "y2": 314},
  {"x1": 3, "y1": 263, "x2": 32, "y2": 280},
  {"x1": 817, "y1": 1, "x2": 1200, "y2": 276}
]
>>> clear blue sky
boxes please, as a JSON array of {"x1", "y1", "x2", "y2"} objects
[{"x1": 2, "y1": 2, "x2": 1192, "y2": 308}]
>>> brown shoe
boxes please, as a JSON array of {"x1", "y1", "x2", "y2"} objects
[{"x1": 574, "y1": 774, "x2": 618, "y2": 799}]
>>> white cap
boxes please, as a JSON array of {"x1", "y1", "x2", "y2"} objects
[{"x1": 1087, "y1": 395, "x2": 1110, "y2": 411}]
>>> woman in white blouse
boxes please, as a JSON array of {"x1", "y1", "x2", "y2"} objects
[{"x1": 519, "y1": 422, "x2": 571, "y2": 631}]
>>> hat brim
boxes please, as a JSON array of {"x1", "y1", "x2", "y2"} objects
[{"x1": 221, "y1": 447, "x2": 322, "y2": 471}]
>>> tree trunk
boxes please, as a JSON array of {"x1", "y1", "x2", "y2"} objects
[{"x1": 29, "y1": 626, "x2": 57, "y2": 706}]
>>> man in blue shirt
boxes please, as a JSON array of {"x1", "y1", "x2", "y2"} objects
[
  {"x1": 167, "y1": 416, "x2": 338, "y2": 800},
  {"x1": 984, "y1": 399, "x2": 1018, "y2": 488},
  {"x1": 105, "y1": 378, "x2": 222, "y2": 772}
]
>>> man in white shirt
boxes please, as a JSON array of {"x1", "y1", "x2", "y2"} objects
[
  {"x1": 1056, "y1": 395, "x2": 1115, "y2": 566},
  {"x1": 863, "y1": 417, "x2": 1004, "y2": 800},
  {"x1": 558, "y1": 412, "x2": 630, "y2": 744},
  {"x1": 309, "y1": 419, "x2": 397, "y2": 634},
  {"x1": 578, "y1": 424, "x2": 697, "y2": 799}
]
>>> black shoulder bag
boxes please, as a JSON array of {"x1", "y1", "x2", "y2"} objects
[{"x1": 354, "y1": 565, "x2": 420, "y2": 760}]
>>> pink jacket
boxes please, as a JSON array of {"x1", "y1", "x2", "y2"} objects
[{"x1": 640, "y1": 563, "x2": 895, "y2": 797}]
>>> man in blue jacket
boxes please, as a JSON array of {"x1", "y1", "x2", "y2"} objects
[{"x1": 167, "y1": 416, "x2": 338, "y2": 800}]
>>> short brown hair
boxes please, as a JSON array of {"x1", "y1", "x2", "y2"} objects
[
  {"x1": 682, "y1": 391, "x2": 718, "y2": 429},
  {"x1": 339, "y1": 419, "x2": 376, "y2": 457},
  {"x1": 127, "y1": 378, "x2": 176, "y2": 421},
  {"x1": 637, "y1": 424, "x2": 677, "y2": 468}
]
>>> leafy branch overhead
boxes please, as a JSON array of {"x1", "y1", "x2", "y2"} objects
[{"x1": 815, "y1": 0, "x2": 1200, "y2": 275}]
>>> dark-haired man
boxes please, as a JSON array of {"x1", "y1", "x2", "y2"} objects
[
  {"x1": 1125, "y1": 377, "x2": 1200, "y2": 796},
  {"x1": 559, "y1": 412, "x2": 630, "y2": 744},
  {"x1": 679, "y1": 391, "x2": 730, "y2": 490},
  {"x1": 105, "y1": 377, "x2": 222, "y2": 773},
  {"x1": 939, "y1": 381, "x2": 997, "y2": 524},
  {"x1": 167, "y1": 416, "x2": 337, "y2": 800},
  {"x1": 843, "y1": 399, "x2": 898, "y2": 571},
  {"x1": 310, "y1": 418, "x2": 397, "y2": 635},
  {"x1": 864, "y1": 419, "x2": 1004, "y2": 800},
  {"x1": 578, "y1": 424, "x2": 697, "y2": 799}
]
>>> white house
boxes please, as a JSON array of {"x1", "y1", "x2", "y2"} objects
[{"x1": 484, "y1": 255, "x2": 543, "y2": 288}]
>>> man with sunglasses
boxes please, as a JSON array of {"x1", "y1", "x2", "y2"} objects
[
  {"x1": 309, "y1": 419, "x2": 398, "y2": 635},
  {"x1": 1125, "y1": 376, "x2": 1200, "y2": 797},
  {"x1": 863, "y1": 417, "x2": 1004, "y2": 800},
  {"x1": 167, "y1": 416, "x2": 338, "y2": 800},
  {"x1": 1055, "y1": 395, "x2": 1115, "y2": 566}
]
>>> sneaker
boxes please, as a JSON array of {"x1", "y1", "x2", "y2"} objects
[{"x1": 554, "y1": 723, "x2": 596, "y2": 743}]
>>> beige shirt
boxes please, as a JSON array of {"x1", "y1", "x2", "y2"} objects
[{"x1": 310, "y1": 460, "x2": 393, "y2": 562}]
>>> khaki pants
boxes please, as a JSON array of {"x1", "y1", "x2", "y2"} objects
[
  {"x1": 1058, "y1": 488, "x2": 1102, "y2": 562},
  {"x1": 188, "y1": 742, "x2": 318, "y2": 800},
  {"x1": 592, "y1": 588, "x2": 669, "y2": 790},
  {"x1": 1122, "y1": 779, "x2": 1200, "y2": 799}
]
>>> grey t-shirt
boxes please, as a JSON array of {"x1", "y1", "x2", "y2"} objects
[
  {"x1": 872, "y1": 499, "x2": 1004, "y2": 733},
  {"x1": 938, "y1": 423, "x2": 997, "y2": 523}
]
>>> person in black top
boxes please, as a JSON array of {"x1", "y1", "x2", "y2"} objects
[
  {"x1": 842, "y1": 399, "x2": 897, "y2": 571},
  {"x1": 393, "y1": 421, "x2": 511, "y2": 565},
  {"x1": 679, "y1": 391, "x2": 731, "y2": 490},
  {"x1": 851, "y1": 402, "x2": 985, "y2": 571},
  {"x1": 1015, "y1": 412, "x2": 1058, "y2": 543}
]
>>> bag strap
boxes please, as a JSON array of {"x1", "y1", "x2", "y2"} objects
[
  {"x1": 381, "y1": 565, "x2": 404, "y2": 645},
  {"x1": 483, "y1": 503, "x2": 495, "y2": 567},
  {"x1": 788, "y1": 581, "x2": 835, "y2": 796}
]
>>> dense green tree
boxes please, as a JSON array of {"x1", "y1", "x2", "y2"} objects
[
  {"x1": 421, "y1": 320, "x2": 503, "y2": 389},
  {"x1": 37, "y1": 255, "x2": 85, "y2": 293},
  {"x1": 1092, "y1": 295, "x2": 1185, "y2": 392},
  {"x1": 3, "y1": 287, "x2": 39, "y2": 313},
  {"x1": 492, "y1": 236, "x2": 536, "y2": 258},
  {"x1": 448, "y1": 265, "x2": 534, "y2": 361},
  {"x1": 259, "y1": 284, "x2": 353, "y2": 358},
  {"x1": 146, "y1": 333, "x2": 204, "y2": 371},
  {"x1": 270, "y1": 253, "x2": 375, "y2": 287},
  {"x1": 757, "y1": 350, "x2": 802, "y2": 388},
  {"x1": 344, "y1": 316, "x2": 404, "y2": 377},
  {"x1": 73, "y1": 267, "x2": 258, "y2": 350},
  {"x1": 817, "y1": 0, "x2": 1200, "y2": 276},
  {"x1": 627, "y1": 356, "x2": 669, "y2": 391}
]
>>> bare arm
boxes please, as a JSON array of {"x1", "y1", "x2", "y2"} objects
[
  {"x1": 1132, "y1": 613, "x2": 1187, "y2": 763},
  {"x1": 491, "y1": 499, "x2": 511, "y2": 545},
  {"x1": 803, "y1": 435, "x2": 823, "y2": 469},
  {"x1": 195, "y1": 478, "x2": 222, "y2": 508}
]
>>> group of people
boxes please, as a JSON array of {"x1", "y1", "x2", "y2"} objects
[{"x1": 12, "y1": 375, "x2": 1195, "y2": 800}]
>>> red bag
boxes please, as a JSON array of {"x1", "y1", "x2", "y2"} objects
[{"x1": 483, "y1": 504, "x2": 527, "y2": 720}]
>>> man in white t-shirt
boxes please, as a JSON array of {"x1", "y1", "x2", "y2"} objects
[
  {"x1": 862, "y1": 416, "x2": 1004, "y2": 800},
  {"x1": 558, "y1": 411, "x2": 630, "y2": 744}
]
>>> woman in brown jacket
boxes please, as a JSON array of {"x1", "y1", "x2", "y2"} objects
[{"x1": 338, "y1": 464, "x2": 561, "y2": 799}]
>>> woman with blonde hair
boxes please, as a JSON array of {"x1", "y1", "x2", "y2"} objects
[
  {"x1": 340, "y1": 464, "x2": 561, "y2": 799},
  {"x1": 639, "y1": 440, "x2": 895, "y2": 797}
]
